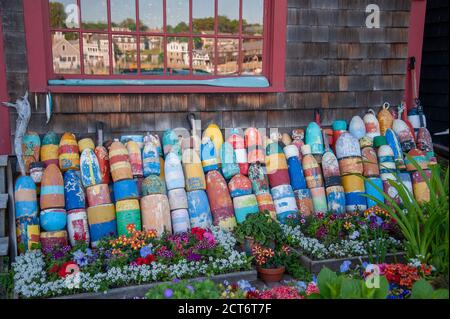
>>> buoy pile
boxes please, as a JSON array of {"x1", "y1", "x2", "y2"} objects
[{"x1": 13, "y1": 102, "x2": 437, "y2": 253}]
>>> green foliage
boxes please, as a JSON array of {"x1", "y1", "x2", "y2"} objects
[
  {"x1": 361, "y1": 157, "x2": 449, "y2": 274},
  {"x1": 234, "y1": 212, "x2": 284, "y2": 246},
  {"x1": 284, "y1": 254, "x2": 312, "y2": 282},
  {"x1": 307, "y1": 267, "x2": 389, "y2": 299},
  {"x1": 411, "y1": 279, "x2": 449, "y2": 299},
  {"x1": 0, "y1": 257, "x2": 14, "y2": 299}
]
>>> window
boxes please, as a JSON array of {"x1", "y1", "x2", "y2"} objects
[{"x1": 24, "y1": 0, "x2": 287, "y2": 93}]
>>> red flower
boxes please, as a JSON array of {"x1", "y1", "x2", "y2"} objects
[
  {"x1": 49, "y1": 264, "x2": 59, "y2": 274},
  {"x1": 191, "y1": 227, "x2": 206, "y2": 240},
  {"x1": 135, "y1": 254, "x2": 156, "y2": 266},
  {"x1": 57, "y1": 261, "x2": 78, "y2": 278}
]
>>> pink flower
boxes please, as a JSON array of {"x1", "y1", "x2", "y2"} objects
[
  {"x1": 203, "y1": 232, "x2": 216, "y2": 245},
  {"x1": 305, "y1": 282, "x2": 319, "y2": 295}
]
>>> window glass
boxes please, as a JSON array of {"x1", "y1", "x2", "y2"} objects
[
  {"x1": 83, "y1": 33, "x2": 110, "y2": 74},
  {"x1": 167, "y1": 37, "x2": 190, "y2": 75},
  {"x1": 112, "y1": 35, "x2": 138, "y2": 74},
  {"x1": 111, "y1": 0, "x2": 137, "y2": 31},
  {"x1": 52, "y1": 31, "x2": 80, "y2": 74},
  {"x1": 49, "y1": 0, "x2": 79, "y2": 29},
  {"x1": 139, "y1": 0, "x2": 163, "y2": 32},
  {"x1": 242, "y1": 0, "x2": 264, "y2": 36},
  {"x1": 166, "y1": 0, "x2": 190, "y2": 33},
  {"x1": 140, "y1": 36, "x2": 165, "y2": 75},
  {"x1": 241, "y1": 38, "x2": 263, "y2": 75},
  {"x1": 218, "y1": 0, "x2": 239, "y2": 34},
  {"x1": 80, "y1": 0, "x2": 108, "y2": 31},
  {"x1": 193, "y1": 37, "x2": 215, "y2": 75},
  {"x1": 193, "y1": 0, "x2": 215, "y2": 34},
  {"x1": 217, "y1": 38, "x2": 239, "y2": 75}
]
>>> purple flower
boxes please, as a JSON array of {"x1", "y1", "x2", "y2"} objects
[
  {"x1": 140, "y1": 244, "x2": 153, "y2": 258},
  {"x1": 186, "y1": 285, "x2": 195, "y2": 292},
  {"x1": 164, "y1": 289, "x2": 173, "y2": 298},
  {"x1": 172, "y1": 278, "x2": 181, "y2": 283},
  {"x1": 340, "y1": 260, "x2": 352, "y2": 273},
  {"x1": 73, "y1": 250, "x2": 88, "y2": 267},
  {"x1": 187, "y1": 252, "x2": 201, "y2": 262}
]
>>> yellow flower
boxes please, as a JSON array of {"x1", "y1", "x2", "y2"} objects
[{"x1": 343, "y1": 221, "x2": 353, "y2": 230}]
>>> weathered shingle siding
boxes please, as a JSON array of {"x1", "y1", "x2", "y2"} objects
[
  {"x1": 420, "y1": 0, "x2": 449, "y2": 147},
  {"x1": 3, "y1": 0, "x2": 411, "y2": 142}
]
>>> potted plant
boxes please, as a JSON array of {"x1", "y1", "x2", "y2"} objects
[
  {"x1": 252, "y1": 243, "x2": 290, "y2": 283},
  {"x1": 234, "y1": 211, "x2": 284, "y2": 255}
]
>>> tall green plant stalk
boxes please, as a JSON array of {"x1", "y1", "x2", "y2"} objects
[{"x1": 360, "y1": 155, "x2": 449, "y2": 274}]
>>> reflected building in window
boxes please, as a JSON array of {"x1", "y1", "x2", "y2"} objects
[{"x1": 52, "y1": 32, "x2": 80, "y2": 74}]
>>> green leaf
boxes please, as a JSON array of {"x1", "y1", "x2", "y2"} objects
[
  {"x1": 411, "y1": 279, "x2": 434, "y2": 299},
  {"x1": 316, "y1": 267, "x2": 338, "y2": 299},
  {"x1": 340, "y1": 278, "x2": 362, "y2": 299},
  {"x1": 432, "y1": 289, "x2": 449, "y2": 299},
  {"x1": 306, "y1": 293, "x2": 323, "y2": 299}
]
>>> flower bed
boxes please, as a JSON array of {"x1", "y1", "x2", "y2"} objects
[{"x1": 12, "y1": 227, "x2": 251, "y2": 298}]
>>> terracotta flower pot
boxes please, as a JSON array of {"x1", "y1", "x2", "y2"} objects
[{"x1": 257, "y1": 266, "x2": 285, "y2": 283}]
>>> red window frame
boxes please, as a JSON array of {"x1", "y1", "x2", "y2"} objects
[{"x1": 24, "y1": 0, "x2": 287, "y2": 93}]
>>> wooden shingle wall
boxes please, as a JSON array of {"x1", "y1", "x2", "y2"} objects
[{"x1": 3, "y1": 0, "x2": 411, "y2": 142}]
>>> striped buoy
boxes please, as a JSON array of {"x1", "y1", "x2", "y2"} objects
[
  {"x1": 165, "y1": 152, "x2": 185, "y2": 190},
  {"x1": 271, "y1": 184, "x2": 298, "y2": 223},
  {"x1": 14, "y1": 176, "x2": 38, "y2": 218},
  {"x1": 168, "y1": 188, "x2": 188, "y2": 210},
  {"x1": 378, "y1": 145, "x2": 397, "y2": 174},
  {"x1": 348, "y1": 116, "x2": 366, "y2": 140},
  {"x1": 417, "y1": 128, "x2": 437, "y2": 166},
  {"x1": 393, "y1": 119, "x2": 416, "y2": 153},
  {"x1": 59, "y1": 132, "x2": 80, "y2": 172},
  {"x1": 332, "y1": 121, "x2": 347, "y2": 153},
  {"x1": 365, "y1": 177, "x2": 384, "y2": 208},
  {"x1": 284, "y1": 145, "x2": 307, "y2": 191},
  {"x1": 87, "y1": 204, "x2": 117, "y2": 246},
  {"x1": 86, "y1": 183, "x2": 111, "y2": 206},
  {"x1": 121, "y1": 135, "x2": 144, "y2": 150},
  {"x1": 163, "y1": 129, "x2": 182, "y2": 159},
  {"x1": 322, "y1": 151, "x2": 341, "y2": 187},
  {"x1": 141, "y1": 194, "x2": 172, "y2": 236},
  {"x1": 378, "y1": 102, "x2": 394, "y2": 136},
  {"x1": 342, "y1": 175, "x2": 367, "y2": 212},
  {"x1": 187, "y1": 190, "x2": 213, "y2": 229},
  {"x1": 293, "y1": 189, "x2": 313, "y2": 217},
  {"x1": 41, "y1": 132, "x2": 59, "y2": 167},
  {"x1": 360, "y1": 137, "x2": 380, "y2": 177},
  {"x1": 310, "y1": 187, "x2": 328, "y2": 214},
  {"x1": 248, "y1": 163, "x2": 270, "y2": 195},
  {"x1": 182, "y1": 149, "x2": 206, "y2": 191},
  {"x1": 255, "y1": 193, "x2": 277, "y2": 219},
  {"x1": 266, "y1": 142, "x2": 290, "y2": 188},
  {"x1": 171, "y1": 209, "x2": 191, "y2": 234},
  {"x1": 116, "y1": 199, "x2": 142, "y2": 237},
  {"x1": 109, "y1": 141, "x2": 133, "y2": 182},
  {"x1": 206, "y1": 170, "x2": 237, "y2": 231},
  {"x1": 40, "y1": 231, "x2": 68, "y2": 251},
  {"x1": 95, "y1": 146, "x2": 111, "y2": 185},
  {"x1": 22, "y1": 132, "x2": 41, "y2": 173},
  {"x1": 126, "y1": 141, "x2": 143, "y2": 177},
  {"x1": 67, "y1": 209, "x2": 90, "y2": 246},
  {"x1": 245, "y1": 127, "x2": 265, "y2": 164},
  {"x1": 301, "y1": 145, "x2": 324, "y2": 189},
  {"x1": 203, "y1": 124, "x2": 224, "y2": 166},
  {"x1": 228, "y1": 174, "x2": 252, "y2": 198},
  {"x1": 80, "y1": 149, "x2": 102, "y2": 188},
  {"x1": 143, "y1": 136, "x2": 160, "y2": 177},
  {"x1": 227, "y1": 129, "x2": 249, "y2": 175},
  {"x1": 63, "y1": 170, "x2": 86, "y2": 211},
  {"x1": 398, "y1": 172, "x2": 414, "y2": 201},
  {"x1": 326, "y1": 185, "x2": 346, "y2": 215},
  {"x1": 78, "y1": 138, "x2": 95, "y2": 152},
  {"x1": 113, "y1": 179, "x2": 139, "y2": 201},
  {"x1": 201, "y1": 137, "x2": 219, "y2": 173},
  {"x1": 412, "y1": 170, "x2": 431, "y2": 203},
  {"x1": 29, "y1": 162, "x2": 44, "y2": 197},
  {"x1": 336, "y1": 132, "x2": 362, "y2": 159},
  {"x1": 381, "y1": 173, "x2": 401, "y2": 206},
  {"x1": 233, "y1": 194, "x2": 259, "y2": 223},
  {"x1": 16, "y1": 216, "x2": 40, "y2": 253},
  {"x1": 220, "y1": 142, "x2": 240, "y2": 180},
  {"x1": 40, "y1": 164, "x2": 65, "y2": 210},
  {"x1": 363, "y1": 109, "x2": 381, "y2": 140},
  {"x1": 142, "y1": 175, "x2": 167, "y2": 196},
  {"x1": 291, "y1": 129, "x2": 305, "y2": 162},
  {"x1": 305, "y1": 122, "x2": 324, "y2": 158},
  {"x1": 405, "y1": 149, "x2": 429, "y2": 171},
  {"x1": 408, "y1": 105, "x2": 427, "y2": 137}
]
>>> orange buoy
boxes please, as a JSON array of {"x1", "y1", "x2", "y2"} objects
[
  {"x1": 109, "y1": 141, "x2": 133, "y2": 182},
  {"x1": 40, "y1": 164, "x2": 65, "y2": 210},
  {"x1": 245, "y1": 127, "x2": 265, "y2": 163},
  {"x1": 377, "y1": 102, "x2": 394, "y2": 136},
  {"x1": 95, "y1": 146, "x2": 111, "y2": 184},
  {"x1": 141, "y1": 194, "x2": 172, "y2": 237}
]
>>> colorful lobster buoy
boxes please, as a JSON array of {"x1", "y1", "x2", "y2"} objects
[
  {"x1": 322, "y1": 151, "x2": 345, "y2": 215},
  {"x1": 271, "y1": 184, "x2": 298, "y2": 222},
  {"x1": 168, "y1": 188, "x2": 188, "y2": 210},
  {"x1": 40, "y1": 208, "x2": 67, "y2": 232},
  {"x1": 228, "y1": 174, "x2": 253, "y2": 198},
  {"x1": 59, "y1": 132, "x2": 80, "y2": 172},
  {"x1": 284, "y1": 145, "x2": 307, "y2": 191},
  {"x1": 325, "y1": 185, "x2": 346, "y2": 215},
  {"x1": 22, "y1": 132, "x2": 41, "y2": 173},
  {"x1": 16, "y1": 216, "x2": 40, "y2": 253},
  {"x1": 165, "y1": 152, "x2": 185, "y2": 191},
  {"x1": 408, "y1": 104, "x2": 427, "y2": 137},
  {"x1": 411, "y1": 170, "x2": 431, "y2": 203},
  {"x1": 187, "y1": 190, "x2": 213, "y2": 229},
  {"x1": 63, "y1": 170, "x2": 86, "y2": 211},
  {"x1": 233, "y1": 194, "x2": 259, "y2": 223},
  {"x1": 301, "y1": 144, "x2": 324, "y2": 189},
  {"x1": 182, "y1": 149, "x2": 206, "y2": 191},
  {"x1": 121, "y1": 135, "x2": 144, "y2": 150},
  {"x1": 40, "y1": 231, "x2": 68, "y2": 251},
  {"x1": 341, "y1": 175, "x2": 367, "y2": 212},
  {"x1": 245, "y1": 127, "x2": 265, "y2": 163},
  {"x1": 126, "y1": 140, "x2": 143, "y2": 177},
  {"x1": 405, "y1": 149, "x2": 429, "y2": 171},
  {"x1": 291, "y1": 129, "x2": 305, "y2": 161},
  {"x1": 143, "y1": 136, "x2": 160, "y2": 177},
  {"x1": 41, "y1": 132, "x2": 59, "y2": 167},
  {"x1": 94, "y1": 146, "x2": 111, "y2": 185},
  {"x1": 385, "y1": 129, "x2": 406, "y2": 171},
  {"x1": 87, "y1": 204, "x2": 117, "y2": 246},
  {"x1": 86, "y1": 183, "x2": 111, "y2": 207},
  {"x1": 376, "y1": 141, "x2": 397, "y2": 174},
  {"x1": 378, "y1": 102, "x2": 394, "y2": 136},
  {"x1": 109, "y1": 141, "x2": 133, "y2": 182},
  {"x1": 417, "y1": 128, "x2": 437, "y2": 166},
  {"x1": 141, "y1": 194, "x2": 172, "y2": 236},
  {"x1": 201, "y1": 137, "x2": 219, "y2": 173},
  {"x1": 255, "y1": 193, "x2": 277, "y2": 219},
  {"x1": 203, "y1": 124, "x2": 224, "y2": 166},
  {"x1": 220, "y1": 142, "x2": 240, "y2": 180},
  {"x1": 305, "y1": 122, "x2": 324, "y2": 162},
  {"x1": 336, "y1": 132, "x2": 364, "y2": 175},
  {"x1": 29, "y1": 162, "x2": 45, "y2": 196},
  {"x1": 266, "y1": 142, "x2": 290, "y2": 188},
  {"x1": 171, "y1": 209, "x2": 191, "y2": 234},
  {"x1": 364, "y1": 177, "x2": 384, "y2": 208},
  {"x1": 248, "y1": 163, "x2": 270, "y2": 195},
  {"x1": 78, "y1": 138, "x2": 95, "y2": 152},
  {"x1": 293, "y1": 189, "x2": 313, "y2": 217},
  {"x1": 113, "y1": 179, "x2": 139, "y2": 201},
  {"x1": 332, "y1": 121, "x2": 347, "y2": 153},
  {"x1": 67, "y1": 209, "x2": 90, "y2": 246},
  {"x1": 163, "y1": 129, "x2": 182, "y2": 159},
  {"x1": 40, "y1": 164, "x2": 65, "y2": 210},
  {"x1": 115, "y1": 199, "x2": 142, "y2": 237},
  {"x1": 227, "y1": 129, "x2": 249, "y2": 175},
  {"x1": 14, "y1": 176, "x2": 38, "y2": 218},
  {"x1": 363, "y1": 109, "x2": 381, "y2": 140},
  {"x1": 206, "y1": 170, "x2": 237, "y2": 231},
  {"x1": 348, "y1": 116, "x2": 366, "y2": 140},
  {"x1": 142, "y1": 175, "x2": 167, "y2": 196},
  {"x1": 393, "y1": 119, "x2": 416, "y2": 153},
  {"x1": 80, "y1": 148, "x2": 102, "y2": 188}
]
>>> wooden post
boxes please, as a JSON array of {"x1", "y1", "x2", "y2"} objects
[{"x1": 0, "y1": 15, "x2": 12, "y2": 155}]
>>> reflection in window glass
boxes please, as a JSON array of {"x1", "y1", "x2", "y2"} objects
[
  {"x1": 49, "y1": 0, "x2": 79, "y2": 29},
  {"x1": 218, "y1": 0, "x2": 239, "y2": 34},
  {"x1": 217, "y1": 38, "x2": 238, "y2": 75},
  {"x1": 193, "y1": 38, "x2": 214, "y2": 75},
  {"x1": 80, "y1": 0, "x2": 108, "y2": 30},
  {"x1": 242, "y1": 0, "x2": 264, "y2": 36},
  {"x1": 193, "y1": 0, "x2": 215, "y2": 34},
  {"x1": 112, "y1": 35, "x2": 138, "y2": 74},
  {"x1": 83, "y1": 33, "x2": 110, "y2": 75},
  {"x1": 52, "y1": 32, "x2": 80, "y2": 74},
  {"x1": 139, "y1": 0, "x2": 163, "y2": 32},
  {"x1": 140, "y1": 36, "x2": 165, "y2": 75},
  {"x1": 166, "y1": 0, "x2": 189, "y2": 33},
  {"x1": 111, "y1": 0, "x2": 136, "y2": 31},
  {"x1": 241, "y1": 38, "x2": 263, "y2": 75},
  {"x1": 167, "y1": 37, "x2": 190, "y2": 75}
]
